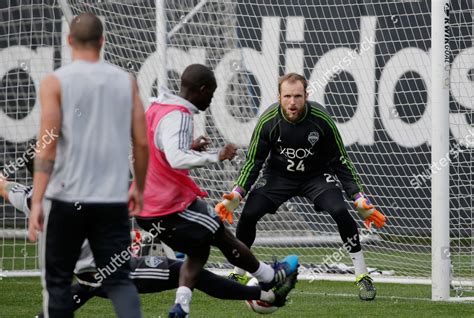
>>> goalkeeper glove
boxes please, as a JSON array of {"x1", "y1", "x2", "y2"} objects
[
  {"x1": 353, "y1": 192, "x2": 386, "y2": 229},
  {"x1": 215, "y1": 190, "x2": 242, "y2": 224}
]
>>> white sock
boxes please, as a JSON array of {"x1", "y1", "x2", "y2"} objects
[
  {"x1": 350, "y1": 250, "x2": 368, "y2": 277},
  {"x1": 233, "y1": 267, "x2": 246, "y2": 275},
  {"x1": 251, "y1": 261, "x2": 275, "y2": 283},
  {"x1": 175, "y1": 286, "x2": 192, "y2": 313},
  {"x1": 260, "y1": 290, "x2": 275, "y2": 303}
]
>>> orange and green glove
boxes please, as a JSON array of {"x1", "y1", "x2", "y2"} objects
[
  {"x1": 353, "y1": 192, "x2": 386, "y2": 229},
  {"x1": 215, "y1": 190, "x2": 243, "y2": 224}
]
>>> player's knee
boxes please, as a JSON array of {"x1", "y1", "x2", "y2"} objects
[
  {"x1": 186, "y1": 245, "x2": 211, "y2": 260},
  {"x1": 214, "y1": 227, "x2": 232, "y2": 244},
  {"x1": 325, "y1": 204, "x2": 349, "y2": 219},
  {"x1": 237, "y1": 210, "x2": 260, "y2": 227}
]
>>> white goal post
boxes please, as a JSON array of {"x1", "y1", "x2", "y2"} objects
[
  {"x1": 0, "y1": 0, "x2": 472, "y2": 302},
  {"x1": 431, "y1": 0, "x2": 451, "y2": 301}
]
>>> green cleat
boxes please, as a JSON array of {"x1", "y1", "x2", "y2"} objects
[
  {"x1": 271, "y1": 271, "x2": 298, "y2": 307},
  {"x1": 228, "y1": 272, "x2": 251, "y2": 285},
  {"x1": 355, "y1": 273, "x2": 376, "y2": 301}
]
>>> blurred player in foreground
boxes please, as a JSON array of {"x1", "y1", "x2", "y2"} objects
[
  {"x1": 216, "y1": 73, "x2": 386, "y2": 300},
  {"x1": 28, "y1": 12, "x2": 148, "y2": 317}
]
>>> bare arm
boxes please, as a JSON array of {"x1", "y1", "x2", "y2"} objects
[
  {"x1": 28, "y1": 74, "x2": 61, "y2": 241},
  {"x1": 130, "y1": 76, "x2": 149, "y2": 192},
  {"x1": 31, "y1": 74, "x2": 61, "y2": 205}
]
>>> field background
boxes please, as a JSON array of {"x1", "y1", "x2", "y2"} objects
[
  {"x1": 1, "y1": 277, "x2": 473, "y2": 318},
  {"x1": 2, "y1": 239, "x2": 473, "y2": 278}
]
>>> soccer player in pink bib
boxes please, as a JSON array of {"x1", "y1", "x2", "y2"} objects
[{"x1": 132, "y1": 64, "x2": 299, "y2": 318}]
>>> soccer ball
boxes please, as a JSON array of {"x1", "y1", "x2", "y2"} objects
[{"x1": 245, "y1": 277, "x2": 278, "y2": 315}]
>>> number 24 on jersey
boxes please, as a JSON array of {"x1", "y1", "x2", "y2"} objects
[{"x1": 286, "y1": 159, "x2": 305, "y2": 172}]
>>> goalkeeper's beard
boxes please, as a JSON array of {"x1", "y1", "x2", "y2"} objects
[{"x1": 282, "y1": 107, "x2": 304, "y2": 122}]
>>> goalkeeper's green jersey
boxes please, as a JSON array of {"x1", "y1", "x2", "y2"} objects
[{"x1": 235, "y1": 100, "x2": 363, "y2": 198}]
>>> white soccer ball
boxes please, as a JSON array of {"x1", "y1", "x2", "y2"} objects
[{"x1": 245, "y1": 277, "x2": 278, "y2": 315}]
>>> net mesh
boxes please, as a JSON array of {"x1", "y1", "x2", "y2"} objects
[{"x1": 0, "y1": 1, "x2": 472, "y2": 291}]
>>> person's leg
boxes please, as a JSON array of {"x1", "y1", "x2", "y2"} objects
[
  {"x1": 36, "y1": 283, "x2": 102, "y2": 318},
  {"x1": 71, "y1": 283, "x2": 101, "y2": 310},
  {"x1": 171, "y1": 201, "x2": 266, "y2": 278},
  {"x1": 150, "y1": 211, "x2": 214, "y2": 291},
  {"x1": 86, "y1": 203, "x2": 142, "y2": 318},
  {"x1": 313, "y1": 189, "x2": 376, "y2": 300},
  {"x1": 195, "y1": 267, "x2": 263, "y2": 301},
  {"x1": 41, "y1": 199, "x2": 86, "y2": 318},
  {"x1": 125, "y1": 257, "x2": 276, "y2": 303},
  {"x1": 172, "y1": 249, "x2": 209, "y2": 314},
  {"x1": 190, "y1": 253, "x2": 297, "y2": 306},
  {"x1": 130, "y1": 256, "x2": 181, "y2": 294},
  {"x1": 162, "y1": 256, "x2": 278, "y2": 303},
  {"x1": 302, "y1": 174, "x2": 362, "y2": 261},
  {"x1": 214, "y1": 227, "x2": 260, "y2": 273},
  {"x1": 303, "y1": 177, "x2": 376, "y2": 300},
  {"x1": 233, "y1": 174, "x2": 296, "y2": 276},
  {"x1": 236, "y1": 193, "x2": 279, "y2": 248},
  {"x1": 138, "y1": 201, "x2": 220, "y2": 316},
  {"x1": 312, "y1": 189, "x2": 365, "y2": 272},
  {"x1": 178, "y1": 250, "x2": 209, "y2": 287},
  {"x1": 214, "y1": 226, "x2": 298, "y2": 289}
]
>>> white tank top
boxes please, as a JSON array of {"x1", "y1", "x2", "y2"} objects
[{"x1": 45, "y1": 60, "x2": 132, "y2": 203}]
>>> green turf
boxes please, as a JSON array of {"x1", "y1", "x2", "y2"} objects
[
  {"x1": 0, "y1": 238, "x2": 38, "y2": 271},
  {"x1": 0, "y1": 277, "x2": 473, "y2": 317},
  {"x1": 209, "y1": 246, "x2": 471, "y2": 278}
]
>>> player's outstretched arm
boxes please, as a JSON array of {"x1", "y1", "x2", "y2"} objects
[
  {"x1": 159, "y1": 111, "x2": 236, "y2": 170},
  {"x1": 0, "y1": 177, "x2": 30, "y2": 216}
]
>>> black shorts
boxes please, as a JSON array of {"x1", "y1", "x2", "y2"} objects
[
  {"x1": 251, "y1": 171, "x2": 342, "y2": 208},
  {"x1": 130, "y1": 256, "x2": 182, "y2": 293},
  {"x1": 136, "y1": 199, "x2": 223, "y2": 257}
]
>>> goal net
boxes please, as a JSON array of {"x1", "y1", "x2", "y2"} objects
[{"x1": 1, "y1": 0, "x2": 472, "y2": 295}]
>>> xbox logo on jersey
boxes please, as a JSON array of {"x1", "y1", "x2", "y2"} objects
[{"x1": 280, "y1": 147, "x2": 314, "y2": 160}]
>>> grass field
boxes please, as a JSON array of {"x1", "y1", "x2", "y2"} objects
[{"x1": 1, "y1": 277, "x2": 473, "y2": 317}]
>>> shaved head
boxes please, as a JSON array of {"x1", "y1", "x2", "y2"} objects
[
  {"x1": 70, "y1": 12, "x2": 103, "y2": 49},
  {"x1": 181, "y1": 64, "x2": 215, "y2": 90},
  {"x1": 180, "y1": 64, "x2": 217, "y2": 111}
]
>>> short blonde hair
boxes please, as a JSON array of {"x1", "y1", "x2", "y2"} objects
[{"x1": 278, "y1": 73, "x2": 307, "y2": 94}]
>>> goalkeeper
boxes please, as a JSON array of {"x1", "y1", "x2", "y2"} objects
[{"x1": 216, "y1": 73, "x2": 386, "y2": 300}]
